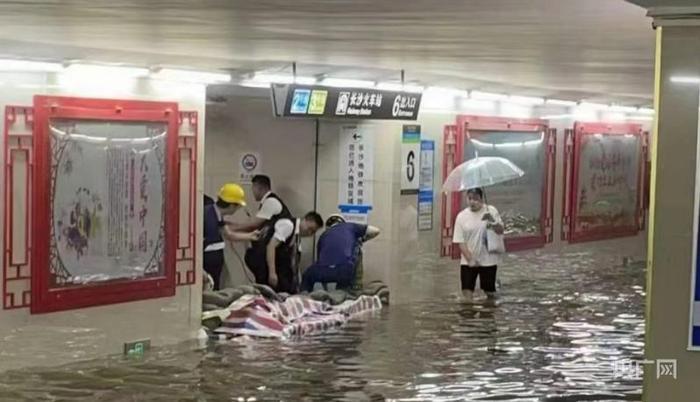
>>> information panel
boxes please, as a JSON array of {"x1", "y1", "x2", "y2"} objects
[
  {"x1": 338, "y1": 125, "x2": 374, "y2": 224},
  {"x1": 418, "y1": 140, "x2": 435, "y2": 231},
  {"x1": 272, "y1": 84, "x2": 422, "y2": 120}
]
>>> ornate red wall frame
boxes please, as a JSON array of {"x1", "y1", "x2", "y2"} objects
[
  {"x1": 441, "y1": 115, "x2": 556, "y2": 257},
  {"x1": 29, "y1": 96, "x2": 181, "y2": 313}
]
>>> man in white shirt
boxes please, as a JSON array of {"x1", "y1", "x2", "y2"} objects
[
  {"x1": 452, "y1": 188, "x2": 505, "y2": 302},
  {"x1": 230, "y1": 175, "x2": 285, "y2": 232},
  {"x1": 260, "y1": 211, "x2": 324, "y2": 293}
]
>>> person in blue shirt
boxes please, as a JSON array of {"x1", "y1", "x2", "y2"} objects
[
  {"x1": 203, "y1": 183, "x2": 259, "y2": 290},
  {"x1": 301, "y1": 214, "x2": 380, "y2": 292}
]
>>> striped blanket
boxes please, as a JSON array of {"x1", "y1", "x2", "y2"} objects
[{"x1": 213, "y1": 294, "x2": 382, "y2": 339}]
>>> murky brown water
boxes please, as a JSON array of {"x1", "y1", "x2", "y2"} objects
[{"x1": 0, "y1": 248, "x2": 645, "y2": 401}]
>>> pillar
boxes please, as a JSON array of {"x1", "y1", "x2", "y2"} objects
[{"x1": 644, "y1": 11, "x2": 700, "y2": 401}]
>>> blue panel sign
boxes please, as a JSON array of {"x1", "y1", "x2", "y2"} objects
[
  {"x1": 290, "y1": 89, "x2": 311, "y2": 114},
  {"x1": 339, "y1": 204, "x2": 373, "y2": 225},
  {"x1": 418, "y1": 140, "x2": 435, "y2": 231}
]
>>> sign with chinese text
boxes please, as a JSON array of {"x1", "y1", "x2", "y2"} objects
[
  {"x1": 338, "y1": 125, "x2": 374, "y2": 219},
  {"x1": 418, "y1": 140, "x2": 435, "y2": 231},
  {"x1": 574, "y1": 134, "x2": 641, "y2": 235},
  {"x1": 49, "y1": 120, "x2": 166, "y2": 287},
  {"x1": 272, "y1": 84, "x2": 422, "y2": 120},
  {"x1": 401, "y1": 125, "x2": 421, "y2": 194}
]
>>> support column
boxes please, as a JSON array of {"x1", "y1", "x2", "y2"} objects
[{"x1": 645, "y1": 23, "x2": 700, "y2": 401}]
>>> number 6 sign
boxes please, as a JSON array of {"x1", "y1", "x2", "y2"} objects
[{"x1": 401, "y1": 125, "x2": 421, "y2": 194}]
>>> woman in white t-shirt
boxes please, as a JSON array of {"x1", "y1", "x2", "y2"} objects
[{"x1": 452, "y1": 188, "x2": 505, "y2": 303}]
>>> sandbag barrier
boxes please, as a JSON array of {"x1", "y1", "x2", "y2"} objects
[{"x1": 202, "y1": 282, "x2": 389, "y2": 340}]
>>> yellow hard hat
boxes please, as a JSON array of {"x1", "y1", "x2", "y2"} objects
[{"x1": 218, "y1": 183, "x2": 246, "y2": 206}]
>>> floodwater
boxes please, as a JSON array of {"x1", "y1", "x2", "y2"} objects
[{"x1": 0, "y1": 246, "x2": 646, "y2": 401}]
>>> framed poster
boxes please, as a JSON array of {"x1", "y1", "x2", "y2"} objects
[
  {"x1": 31, "y1": 96, "x2": 179, "y2": 313},
  {"x1": 448, "y1": 115, "x2": 555, "y2": 252},
  {"x1": 564, "y1": 122, "x2": 646, "y2": 243}
]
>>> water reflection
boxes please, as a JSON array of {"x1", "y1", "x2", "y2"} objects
[{"x1": 0, "y1": 249, "x2": 645, "y2": 401}]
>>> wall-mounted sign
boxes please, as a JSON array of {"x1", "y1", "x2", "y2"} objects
[
  {"x1": 238, "y1": 151, "x2": 262, "y2": 184},
  {"x1": 31, "y1": 96, "x2": 179, "y2": 314},
  {"x1": 271, "y1": 84, "x2": 422, "y2": 120},
  {"x1": 339, "y1": 205, "x2": 372, "y2": 225},
  {"x1": 401, "y1": 125, "x2": 421, "y2": 195},
  {"x1": 338, "y1": 125, "x2": 374, "y2": 221},
  {"x1": 418, "y1": 140, "x2": 435, "y2": 231},
  {"x1": 565, "y1": 122, "x2": 645, "y2": 244}
]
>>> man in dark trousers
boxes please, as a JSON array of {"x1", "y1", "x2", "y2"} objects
[
  {"x1": 203, "y1": 183, "x2": 259, "y2": 290},
  {"x1": 300, "y1": 214, "x2": 380, "y2": 292},
  {"x1": 245, "y1": 211, "x2": 324, "y2": 294}
]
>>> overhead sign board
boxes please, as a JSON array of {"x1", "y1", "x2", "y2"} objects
[{"x1": 271, "y1": 84, "x2": 422, "y2": 120}]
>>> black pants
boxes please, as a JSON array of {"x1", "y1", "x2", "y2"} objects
[
  {"x1": 252, "y1": 264, "x2": 295, "y2": 294},
  {"x1": 204, "y1": 251, "x2": 224, "y2": 290},
  {"x1": 460, "y1": 265, "x2": 498, "y2": 292}
]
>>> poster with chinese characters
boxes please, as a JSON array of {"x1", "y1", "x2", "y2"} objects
[
  {"x1": 49, "y1": 120, "x2": 166, "y2": 287},
  {"x1": 338, "y1": 125, "x2": 374, "y2": 222},
  {"x1": 575, "y1": 134, "x2": 641, "y2": 233},
  {"x1": 464, "y1": 131, "x2": 546, "y2": 238}
]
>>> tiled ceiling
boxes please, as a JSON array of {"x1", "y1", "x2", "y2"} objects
[{"x1": 0, "y1": 0, "x2": 655, "y2": 105}]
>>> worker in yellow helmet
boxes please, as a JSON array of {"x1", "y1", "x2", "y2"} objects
[{"x1": 203, "y1": 183, "x2": 258, "y2": 290}]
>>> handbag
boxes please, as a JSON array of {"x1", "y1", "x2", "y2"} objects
[{"x1": 486, "y1": 229, "x2": 506, "y2": 254}]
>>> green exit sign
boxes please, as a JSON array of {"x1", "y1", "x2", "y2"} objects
[{"x1": 124, "y1": 339, "x2": 151, "y2": 357}]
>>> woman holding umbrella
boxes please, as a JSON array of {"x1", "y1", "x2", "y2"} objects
[
  {"x1": 452, "y1": 187, "x2": 504, "y2": 303},
  {"x1": 443, "y1": 156, "x2": 523, "y2": 303}
]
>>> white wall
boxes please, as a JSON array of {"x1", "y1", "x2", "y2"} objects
[{"x1": 0, "y1": 71, "x2": 206, "y2": 371}]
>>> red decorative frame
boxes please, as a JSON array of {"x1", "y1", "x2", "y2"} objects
[
  {"x1": 441, "y1": 116, "x2": 555, "y2": 257},
  {"x1": 3, "y1": 106, "x2": 34, "y2": 309},
  {"x1": 562, "y1": 122, "x2": 646, "y2": 243},
  {"x1": 31, "y1": 96, "x2": 179, "y2": 313},
  {"x1": 176, "y1": 111, "x2": 197, "y2": 286},
  {"x1": 440, "y1": 124, "x2": 458, "y2": 257}
]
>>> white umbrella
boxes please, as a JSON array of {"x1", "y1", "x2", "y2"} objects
[{"x1": 442, "y1": 156, "x2": 524, "y2": 193}]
